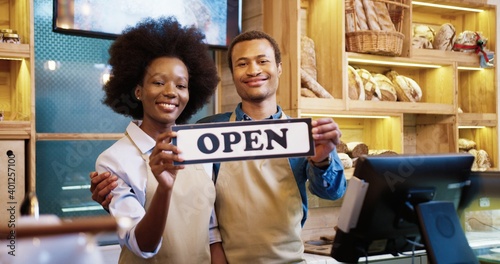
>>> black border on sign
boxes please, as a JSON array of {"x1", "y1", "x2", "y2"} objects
[{"x1": 172, "y1": 118, "x2": 314, "y2": 164}]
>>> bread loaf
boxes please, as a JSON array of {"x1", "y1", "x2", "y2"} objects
[
  {"x1": 346, "y1": 141, "x2": 369, "y2": 158},
  {"x1": 458, "y1": 138, "x2": 476, "y2": 151},
  {"x1": 373, "y1": 1, "x2": 396, "y2": 31},
  {"x1": 386, "y1": 70, "x2": 422, "y2": 102},
  {"x1": 345, "y1": 6, "x2": 356, "y2": 33},
  {"x1": 362, "y1": 0, "x2": 382, "y2": 31},
  {"x1": 301, "y1": 36, "x2": 317, "y2": 79},
  {"x1": 356, "y1": 68, "x2": 381, "y2": 101},
  {"x1": 354, "y1": 0, "x2": 369, "y2": 31},
  {"x1": 433, "y1": 23, "x2": 456, "y2": 51},
  {"x1": 301, "y1": 69, "x2": 333, "y2": 98},
  {"x1": 338, "y1": 153, "x2": 353, "y2": 169},
  {"x1": 348, "y1": 65, "x2": 365, "y2": 100},
  {"x1": 301, "y1": 87, "x2": 317, "y2": 98},
  {"x1": 413, "y1": 24, "x2": 435, "y2": 43},
  {"x1": 373, "y1": 73, "x2": 397, "y2": 101},
  {"x1": 453, "y1": 31, "x2": 486, "y2": 53},
  {"x1": 412, "y1": 36, "x2": 433, "y2": 49},
  {"x1": 476, "y1": 149, "x2": 491, "y2": 171},
  {"x1": 337, "y1": 141, "x2": 348, "y2": 154},
  {"x1": 368, "y1": 149, "x2": 398, "y2": 155}
]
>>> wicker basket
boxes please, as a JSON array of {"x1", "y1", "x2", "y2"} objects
[{"x1": 345, "y1": 0, "x2": 409, "y2": 56}]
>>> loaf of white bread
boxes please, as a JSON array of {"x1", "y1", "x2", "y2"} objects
[
  {"x1": 348, "y1": 65, "x2": 366, "y2": 100},
  {"x1": 385, "y1": 70, "x2": 422, "y2": 102},
  {"x1": 373, "y1": 73, "x2": 397, "y2": 101},
  {"x1": 433, "y1": 23, "x2": 456, "y2": 51},
  {"x1": 356, "y1": 68, "x2": 382, "y2": 101}
]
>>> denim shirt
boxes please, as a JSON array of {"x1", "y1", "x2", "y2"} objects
[{"x1": 197, "y1": 103, "x2": 346, "y2": 226}]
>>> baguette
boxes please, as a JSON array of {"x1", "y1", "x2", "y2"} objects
[
  {"x1": 374, "y1": 1, "x2": 396, "y2": 31},
  {"x1": 300, "y1": 69, "x2": 333, "y2": 98},
  {"x1": 362, "y1": 0, "x2": 381, "y2": 31},
  {"x1": 354, "y1": 0, "x2": 369, "y2": 31}
]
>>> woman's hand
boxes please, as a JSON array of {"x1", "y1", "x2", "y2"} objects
[{"x1": 148, "y1": 131, "x2": 185, "y2": 190}]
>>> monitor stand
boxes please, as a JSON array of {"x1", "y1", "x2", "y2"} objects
[{"x1": 415, "y1": 201, "x2": 479, "y2": 264}]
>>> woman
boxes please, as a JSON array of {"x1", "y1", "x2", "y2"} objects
[{"x1": 95, "y1": 16, "x2": 225, "y2": 263}]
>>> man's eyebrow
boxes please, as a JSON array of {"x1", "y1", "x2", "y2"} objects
[{"x1": 236, "y1": 54, "x2": 269, "y2": 61}]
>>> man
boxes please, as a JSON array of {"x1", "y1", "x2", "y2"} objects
[{"x1": 91, "y1": 30, "x2": 346, "y2": 263}]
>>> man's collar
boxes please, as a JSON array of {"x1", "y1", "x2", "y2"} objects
[{"x1": 234, "y1": 103, "x2": 282, "y2": 121}]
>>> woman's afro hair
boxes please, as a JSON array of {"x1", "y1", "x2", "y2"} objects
[{"x1": 102, "y1": 16, "x2": 219, "y2": 124}]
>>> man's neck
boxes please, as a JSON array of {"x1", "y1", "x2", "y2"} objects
[{"x1": 240, "y1": 100, "x2": 278, "y2": 120}]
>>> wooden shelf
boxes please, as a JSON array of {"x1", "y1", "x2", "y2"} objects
[
  {"x1": 0, "y1": 121, "x2": 31, "y2": 139},
  {"x1": 411, "y1": 48, "x2": 481, "y2": 67},
  {"x1": 458, "y1": 113, "x2": 497, "y2": 127},
  {"x1": 349, "y1": 100, "x2": 455, "y2": 115},
  {"x1": 0, "y1": 43, "x2": 30, "y2": 60}
]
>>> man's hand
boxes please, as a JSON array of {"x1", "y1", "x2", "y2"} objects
[
  {"x1": 89, "y1": 171, "x2": 118, "y2": 211},
  {"x1": 310, "y1": 118, "x2": 342, "y2": 163}
]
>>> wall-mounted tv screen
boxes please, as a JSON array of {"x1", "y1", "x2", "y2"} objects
[{"x1": 53, "y1": 0, "x2": 241, "y2": 49}]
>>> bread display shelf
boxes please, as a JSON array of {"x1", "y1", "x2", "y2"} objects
[
  {"x1": 0, "y1": 43, "x2": 30, "y2": 59},
  {"x1": 299, "y1": 97, "x2": 455, "y2": 115},
  {"x1": 349, "y1": 100, "x2": 455, "y2": 114},
  {"x1": 411, "y1": 48, "x2": 481, "y2": 67},
  {"x1": 458, "y1": 113, "x2": 497, "y2": 127},
  {"x1": 347, "y1": 51, "x2": 455, "y2": 67}
]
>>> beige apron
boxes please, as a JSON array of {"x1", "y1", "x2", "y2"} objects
[
  {"x1": 216, "y1": 113, "x2": 305, "y2": 263},
  {"x1": 119, "y1": 136, "x2": 215, "y2": 264}
]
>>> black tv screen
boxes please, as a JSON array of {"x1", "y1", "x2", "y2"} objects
[
  {"x1": 331, "y1": 153, "x2": 475, "y2": 263},
  {"x1": 53, "y1": 0, "x2": 241, "y2": 49}
]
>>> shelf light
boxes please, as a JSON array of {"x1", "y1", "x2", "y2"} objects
[
  {"x1": 348, "y1": 58, "x2": 441, "y2": 68},
  {"x1": 457, "y1": 66, "x2": 484, "y2": 71},
  {"x1": 301, "y1": 113, "x2": 391, "y2": 119},
  {"x1": 412, "y1": 1, "x2": 484, "y2": 13},
  {"x1": 0, "y1": 56, "x2": 24, "y2": 61},
  {"x1": 62, "y1": 184, "x2": 91, "y2": 190},
  {"x1": 458, "y1": 126, "x2": 486, "y2": 129},
  {"x1": 61, "y1": 205, "x2": 103, "y2": 213}
]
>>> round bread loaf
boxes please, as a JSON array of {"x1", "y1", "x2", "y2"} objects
[
  {"x1": 386, "y1": 70, "x2": 422, "y2": 102},
  {"x1": 346, "y1": 141, "x2": 369, "y2": 158},
  {"x1": 433, "y1": 23, "x2": 456, "y2": 51},
  {"x1": 368, "y1": 149, "x2": 398, "y2": 155},
  {"x1": 348, "y1": 65, "x2": 365, "y2": 100},
  {"x1": 373, "y1": 73, "x2": 397, "y2": 101},
  {"x1": 336, "y1": 141, "x2": 348, "y2": 154},
  {"x1": 356, "y1": 68, "x2": 381, "y2": 101},
  {"x1": 338, "y1": 153, "x2": 353, "y2": 169},
  {"x1": 412, "y1": 36, "x2": 433, "y2": 49},
  {"x1": 458, "y1": 138, "x2": 476, "y2": 151},
  {"x1": 476, "y1": 149, "x2": 491, "y2": 171},
  {"x1": 413, "y1": 24, "x2": 435, "y2": 43}
]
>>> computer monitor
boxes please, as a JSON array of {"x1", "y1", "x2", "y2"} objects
[{"x1": 331, "y1": 153, "x2": 477, "y2": 263}]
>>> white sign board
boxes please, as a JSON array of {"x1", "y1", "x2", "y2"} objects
[{"x1": 172, "y1": 118, "x2": 315, "y2": 164}]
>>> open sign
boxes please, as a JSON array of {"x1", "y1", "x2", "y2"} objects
[{"x1": 172, "y1": 118, "x2": 314, "y2": 164}]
